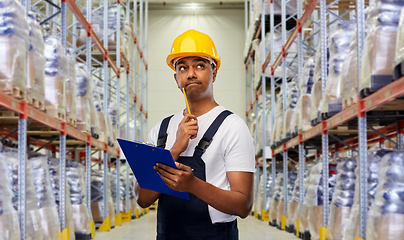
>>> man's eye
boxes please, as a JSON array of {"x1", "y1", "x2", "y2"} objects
[
  {"x1": 179, "y1": 66, "x2": 186, "y2": 71},
  {"x1": 197, "y1": 64, "x2": 205, "y2": 69}
]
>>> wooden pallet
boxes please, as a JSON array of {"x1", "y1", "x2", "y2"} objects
[
  {"x1": 45, "y1": 105, "x2": 65, "y2": 121},
  {"x1": 342, "y1": 95, "x2": 357, "y2": 110},
  {"x1": 4, "y1": 87, "x2": 26, "y2": 100},
  {"x1": 28, "y1": 97, "x2": 45, "y2": 111},
  {"x1": 67, "y1": 117, "x2": 77, "y2": 128},
  {"x1": 0, "y1": 110, "x2": 18, "y2": 117}
]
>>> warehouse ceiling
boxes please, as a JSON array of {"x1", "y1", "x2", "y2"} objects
[{"x1": 147, "y1": 1, "x2": 245, "y2": 10}]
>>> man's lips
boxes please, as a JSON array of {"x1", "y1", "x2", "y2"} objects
[{"x1": 186, "y1": 82, "x2": 201, "y2": 87}]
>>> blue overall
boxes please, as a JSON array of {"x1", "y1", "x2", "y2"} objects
[{"x1": 155, "y1": 110, "x2": 238, "y2": 240}]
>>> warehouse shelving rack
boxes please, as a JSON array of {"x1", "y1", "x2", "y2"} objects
[
  {"x1": 245, "y1": 0, "x2": 404, "y2": 239},
  {"x1": 0, "y1": 0, "x2": 148, "y2": 238}
]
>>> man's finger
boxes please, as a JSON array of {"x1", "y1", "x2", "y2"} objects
[
  {"x1": 156, "y1": 163, "x2": 179, "y2": 175},
  {"x1": 175, "y1": 162, "x2": 192, "y2": 173}
]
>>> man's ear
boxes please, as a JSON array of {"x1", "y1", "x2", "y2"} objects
[
  {"x1": 174, "y1": 73, "x2": 181, "y2": 88},
  {"x1": 212, "y1": 67, "x2": 218, "y2": 83}
]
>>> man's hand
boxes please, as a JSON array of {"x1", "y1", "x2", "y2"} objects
[
  {"x1": 170, "y1": 114, "x2": 198, "y2": 161},
  {"x1": 154, "y1": 162, "x2": 196, "y2": 192}
]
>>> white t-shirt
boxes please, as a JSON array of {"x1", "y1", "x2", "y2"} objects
[{"x1": 148, "y1": 106, "x2": 255, "y2": 223}]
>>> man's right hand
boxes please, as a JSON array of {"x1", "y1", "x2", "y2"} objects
[{"x1": 170, "y1": 114, "x2": 198, "y2": 161}]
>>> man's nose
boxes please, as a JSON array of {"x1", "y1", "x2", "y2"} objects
[{"x1": 187, "y1": 67, "x2": 196, "y2": 79}]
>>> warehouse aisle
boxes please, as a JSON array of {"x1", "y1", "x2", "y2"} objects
[{"x1": 95, "y1": 210, "x2": 298, "y2": 239}]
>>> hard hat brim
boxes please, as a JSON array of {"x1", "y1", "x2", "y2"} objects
[{"x1": 166, "y1": 52, "x2": 221, "y2": 71}]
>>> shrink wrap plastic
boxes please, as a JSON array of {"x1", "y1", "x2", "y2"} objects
[
  {"x1": 26, "y1": 12, "x2": 45, "y2": 106},
  {"x1": 1, "y1": 148, "x2": 43, "y2": 240},
  {"x1": 93, "y1": 80, "x2": 110, "y2": 143},
  {"x1": 48, "y1": 158, "x2": 75, "y2": 240},
  {"x1": 76, "y1": 63, "x2": 92, "y2": 133},
  {"x1": 90, "y1": 170, "x2": 114, "y2": 223},
  {"x1": 256, "y1": 171, "x2": 274, "y2": 214},
  {"x1": 78, "y1": 6, "x2": 126, "y2": 53},
  {"x1": 305, "y1": 161, "x2": 337, "y2": 240},
  {"x1": 269, "y1": 173, "x2": 283, "y2": 224},
  {"x1": 320, "y1": 21, "x2": 355, "y2": 117},
  {"x1": 340, "y1": 30, "x2": 359, "y2": 108},
  {"x1": 256, "y1": 107, "x2": 271, "y2": 155},
  {"x1": 44, "y1": 36, "x2": 67, "y2": 118},
  {"x1": 365, "y1": 150, "x2": 404, "y2": 240},
  {"x1": 252, "y1": 0, "x2": 296, "y2": 23},
  {"x1": 310, "y1": 43, "x2": 329, "y2": 124},
  {"x1": 327, "y1": 157, "x2": 357, "y2": 240},
  {"x1": 343, "y1": 149, "x2": 393, "y2": 240},
  {"x1": 66, "y1": 161, "x2": 91, "y2": 235},
  {"x1": 276, "y1": 172, "x2": 297, "y2": 226},
  {"x1": 294, "y1": 57, "x2": 315, "y2": 133},
  {"x1": 282, "y1": 80, "x2": 299, "y2": 140},
  {"x1": 360, "y1": 0, "x2": 404, "y2": 93},
  {"x1": 287, "y1": 170, "x2": 307, "y2": 229},
  {"x1": 0, "y1": 152, "x2": 20, "y2": 240},
  {"x1": 30, "y1": 155, "x2": 60, "y2": 240},
  {"x1": 66, "y1": 48, "x2": 77, "y2": 124},
  {"x1": 298, "y1": 167, "x2": 312, "y2": 234},
  {"x1": 0, "y1": 0, "x2": 29, "y2": 96},
  {"x1": 111, "y1": 169, "x2": 127, "y2": 213},
  {"x1": 270, "y1": 90, "x2": 284, "y2": 146},
  {"x1": 108, "y1": 100, "x2": 118, "y2": 142},
  {"x1": 394, "y1": 8, "x2": 404, "y2": 78}
]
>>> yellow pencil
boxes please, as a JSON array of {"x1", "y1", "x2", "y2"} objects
[{"x1": 182, "y1": 88, "x2": 191, "y2": 115}]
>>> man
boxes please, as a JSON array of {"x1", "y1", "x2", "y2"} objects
[{"x1": 135, "y1": 29, "x2": 255, "y2": 239}]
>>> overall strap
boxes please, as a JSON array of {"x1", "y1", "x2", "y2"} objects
[
  {"x1": 157, "y1": 115, "x2": 173, "y2": 148},
  {"x1": 194, "y1": 110, "x2": 233, "y2": 158}
]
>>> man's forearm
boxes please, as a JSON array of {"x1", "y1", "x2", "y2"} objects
[
  {"x1": 189, "y1": 178, "x2": 253, "y2": 218},
  {"x1": 135, "y1": 182, "x2": 161, "y2": 208}
]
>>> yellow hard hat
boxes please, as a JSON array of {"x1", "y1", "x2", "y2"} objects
[{"x1": 166, "y1": 29, "x2": 221, "y2": 71}]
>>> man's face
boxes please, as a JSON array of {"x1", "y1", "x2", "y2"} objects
[{"x1": 174, "y1": 56, "x2": 217, "y2": 101}]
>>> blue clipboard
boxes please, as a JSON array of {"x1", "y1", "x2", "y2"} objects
[{"x1": 117, "y1": 138, "x2": 190, "y2": 200}]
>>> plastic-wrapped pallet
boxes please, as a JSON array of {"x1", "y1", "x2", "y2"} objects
[
  {"x1": 270, "y1": 90, "x2": 283, "y2": 147},
  {"x1": 123, "y1": 22, "x2": 134, "y2": 61},
  {"x1": 108, "y1": 100, "x2": 118, "y2": 144},
  {"x1": 294, "y1": 57, "x2": 315, "y2": 133},
  {"x1": 365, "y1": 150, "x2": 404, "y2": 240},
  {"x1": 91, "y1": 170, "x2": 115, "y2": 226},
  {"x1": 111, "y1": 169, "x2": 127, "y2": 213},
  {"x1": 256, "y1": 107, "x2": 271, "y2": 155},
  {"x1": 343, "y1": 148, "x2": 393, "y2": 240},
  {"x1": 26, "y1": 11, "x2": 45, "y2": 109},
  {"x1": 93, "y1": 80, "x2": 110, "y2": 143},
  {"x1": 320, "y1": 21, "x2": 355, "y2": 119},
  {"x1": 255, "y1": 173, "x2": 263, "y2": 216},
  {"x1": 310, "y1": 43, "x2": 329, "y2": 126},
  {"x1": 340, "y1": 29, "x2": 360, "y2": 109},
  {"x1": 78, "y1": 6, "x2": 126, "y2": 52},
  {"x1": 282, "y1": 80, "x2": 299, "y2": 141},
  {"x1": 65, "y1": 48, "x2": 77, "y2": 127},
  {"x1": 44, "y1": 36, "x2": 68, "y2": 120},
  {"x1": 327, "y1": 157, "x2": 357, "y2": 240},
  {"x1": 360, "y1": 0, "x2": 404, "y2": 96},
  {"x1": 48, "y1": 158, "x2": 75, "y2": 240},
  {"x1": 66, "y1": 161, "x2": 91, "y2": 238},
  {"x1": 287, "y1": 170, "x2": 306, "y2": 233},
  {"x1": 298, "y1": 167, "x2": 312, "y2": 238},
  {"x1": 0, "y1": 152, "x2": 20, "y2": 240},
  {"x1": 129, "y1": 175, "x2": 137, "y2": 217},
  {"x1": 76, "y1": 62, "x2": 92, "y2": 133},
  {"x1": 393, "y1": 6, "x2": 404, "y2": 79},
  {"x1": 0, "y1": 0, "x2": 29, "y2": 99},
  {"x1": 305, "y1": 161, "x2": 337, "y2": 240},
  {"x1": 30, "y1": 155, "x2": 61, "y2": 240},
  {"x1": 1, "y1": 148, "x2": 43, "y2": 240},
  {"x1": 276, "y1": 172, "x2": 297, "y2": 228},
  {"x1": 269, "y1": 173, "x2": 283, "y2": 226}
]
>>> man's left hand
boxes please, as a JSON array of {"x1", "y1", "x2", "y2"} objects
[{"x1": 154, "y1": 162, "x2": 196, "y2": 192}]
